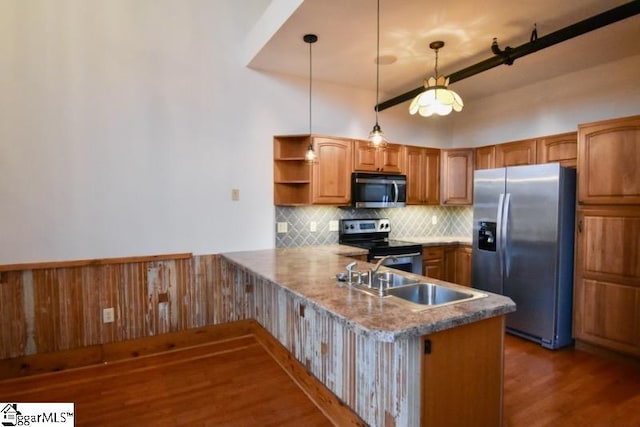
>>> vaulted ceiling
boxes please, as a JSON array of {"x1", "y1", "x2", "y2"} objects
[{"x1": 247, "y1": 0, "x2": 640, "y2": 110}]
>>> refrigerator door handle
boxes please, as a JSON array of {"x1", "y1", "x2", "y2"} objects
[
  {"x1": 496, "y1": 193, "x2": 506, "y2": 279},
  {"x1": 503, "y1": 193, "x2": 512, "y2": 277}
]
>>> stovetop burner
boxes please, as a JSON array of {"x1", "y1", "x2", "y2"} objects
[{"x1": 338, "y1": 218, "x2": 422, "y2": 255}]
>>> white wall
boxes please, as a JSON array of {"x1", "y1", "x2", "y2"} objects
[
  {"x1": 0, "y1": 0, "x2": 435, "y2": 264},
  {"x1": 450, "y1": 53, "x2": 640, "y2": 147},
  {"x1": 1, "y1": 1, "x2": 637, "y2": 265}
]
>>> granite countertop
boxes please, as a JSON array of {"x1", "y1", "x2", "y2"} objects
[
  {"x1": 397, "y1": 235, "x2": 473, "y2": 246},
  {"x1": 222, "y1": 245, "x2": 514, "y2": 342}
]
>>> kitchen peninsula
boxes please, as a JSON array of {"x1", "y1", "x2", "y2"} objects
[{"x1": 221, "y1": 245, "x2": 515, "y2": 427}]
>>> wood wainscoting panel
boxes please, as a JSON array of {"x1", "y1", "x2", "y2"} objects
[
  {"x1": 222, "y1": 257, "x2": 422, "y2": 427},
  {"x1": 0, "y1": 254, "x2": 223, "y2": 360}
]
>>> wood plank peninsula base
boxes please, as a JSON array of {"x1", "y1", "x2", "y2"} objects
[{"x1": 221, "y1": 247, "x2": 514, "y2": 426}]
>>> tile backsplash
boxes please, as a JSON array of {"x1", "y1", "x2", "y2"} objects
[{"x1": 275, "y1": 205, "x2": 473, "y2": 247}]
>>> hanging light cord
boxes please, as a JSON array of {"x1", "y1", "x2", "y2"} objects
[
  {"x1": 308, "y1": 39, "x2": 313, "y2": 135},
  {"x1": 374, "y1": 0, "x2": 381, "y2": 125},
  {"x1": 434, "y1": 46, "x2": 439, "y2": 77}
]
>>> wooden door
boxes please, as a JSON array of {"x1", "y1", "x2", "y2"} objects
[
  {"x1": 475, "y1": 146, "x2": 495, "y2": 170},
  {"x1": 441, "y1": 149, "x2": 473, "y2": 205},
  {"x1": 378, "y1": 143, "x2": 404, "y2": 173},
  {"x1": 578, "y1": 115, "x2": 640, "y2": 205},
  {"x1": 494, "y1": 138, "x2": 537, "y2": 168},
  {"x1": 421, "y1": 316, "x2": 504, "y2": 427},
  {"x1": 573, "y1": 207, "x2": 640, "y2": 356},
  {"x1": 312, "y1": 137, "x2": 352, "y2": 205},
  {"x1": 455, "y1": 246, "x2": 472, "y2": 287},
  {"x1": 352, "y1": 139, "x2": 378, "y2": 172},
  {"x1": 404, "y1": 146, "x2": 425, "y2": 204},
  {"x1": 423, "y1": 246, "x2": 444, "y2": 279},
  {"x1": 423, "y1": 148, "x2": 441, "y2": 205},
  {"x1": 536, "y1": 131, "x2": 577, "y2": 168}
]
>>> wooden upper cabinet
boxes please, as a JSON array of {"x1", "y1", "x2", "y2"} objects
[
  {"x1": 494, "y1": 138, "x2": 537, "y2": 168},
  {"x1": 404, "y1": 145, "x2": 440, "y2": 205},
  {"x1": 274, "y1": 135, "x2": 351, "y2": 206},
  {"x1": 537, "y1": 132, "x2": 577, "y2": 168},
  {"x1": 441, "y1": 148, "x2": 474, "y2": 205},
  {"x1": 273, "y1": 135, "x2": 312, "y2": 205},
  {"x1": 578, "y1": 115, "x2": 640, "y2": 205},
  {"x1": 475, "y1": 145, "x2": 495, "y2": 170},
  {"x1": 353, "y1": 140, "x2": 403, "y2": 173},
  {"x1": 312, "y1": 137, "x2": 352, "y2": 205}
]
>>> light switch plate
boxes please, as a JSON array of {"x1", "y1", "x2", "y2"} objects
[
  {"x1": 277, "y1": 222, "x2": 288, "y2": 233},
  {"x1": 310, "y1": 221, "x2": 317, "y2": 232},
  {"x1": 431, "y1": 215, "x2": 438, "y2": 225},
  {"x1": 231, "y1": 188, "x2": 240, "y2": 201},
  {"x1": 329, "y1": 220, "x2": 339, "y2": 231}
]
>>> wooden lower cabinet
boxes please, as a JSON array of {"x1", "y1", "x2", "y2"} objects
[
  {"x1": 450, "y1": 245, "x2": 472, "y2": 287},
  {"x1": 426, "y1": 245, "x2": 472, "y2": 286},
  {"x1": 422, "y1": 315, "x2": 504, "y2": 427},
  {"x1": 573, "y1": 207, "x2": 640, "y2": 357},
  {"x1": 423, "y1": 247, "x2": 444, "y2": 279}
]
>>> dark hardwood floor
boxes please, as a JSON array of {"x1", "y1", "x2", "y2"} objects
[
  {"x1": 1, "y1": 332, "x2": 639, "y2": 426},
  {"x1": 503, "y1": 334, "x2": 640, "y2": 427}
]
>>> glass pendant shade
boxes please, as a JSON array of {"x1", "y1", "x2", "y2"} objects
[
  {"x1": 410, "y1": 41, "x2": 463, "y2": 117},
  {"x1": 409, "y1": 76, "x2": 464, "y2": 117},
  {"x1": 305, "y1": 143, "x2": 316, "y2": 161},
  {"x1": 368, "y1": 123, "x2": 386, "y2": 148}
]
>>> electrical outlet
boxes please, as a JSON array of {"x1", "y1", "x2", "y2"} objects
[
  {"x1": 231, "y1": 188, "x2": 240, "y2": 201},
  {"x1": 103, "y1": 307, "x2": 115, "y2": 323},
  {"x1": 329, "y1": 220, "x2": 339, "y2": 231},
  {"x1": 276, "y1": 222, "x2": 288, "y2": 233},
  {"x1": 310, "y1": 221, "x2": 317, "y2": 232},
  {"x1": 431, "y1": 215, "x2": 438, "y2": 225}
]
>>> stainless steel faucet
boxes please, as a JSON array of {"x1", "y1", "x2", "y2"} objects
[{"x1": 371, "y1": 255, "x2": 397, "y2": 275}]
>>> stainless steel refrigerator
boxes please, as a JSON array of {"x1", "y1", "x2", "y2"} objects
[{"x1": 472, "y1": 163, "x2": 576, "y2": 349}]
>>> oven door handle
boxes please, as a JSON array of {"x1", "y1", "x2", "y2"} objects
[{"x1": 372, "y1": 252, "x2": 422, "y2": 259}]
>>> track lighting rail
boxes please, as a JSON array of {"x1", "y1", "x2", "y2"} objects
[{"x1": 376, "y1": 1, "x2": 640, "y2": 112}]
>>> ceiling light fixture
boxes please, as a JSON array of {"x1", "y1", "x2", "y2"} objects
[
  {"x1": 409, "y1": 41, "x2": 463, "y2": 117},
  {"x1": 304, "y1": 33, "x2": 318, "y2": 162},
  {"x1": 368, "y1": 0, "x2": 387, "y2": 149}
]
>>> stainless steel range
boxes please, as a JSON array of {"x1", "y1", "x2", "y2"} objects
[{"x1": 339, "y1": 218, "x2": 423, "y2": 275}]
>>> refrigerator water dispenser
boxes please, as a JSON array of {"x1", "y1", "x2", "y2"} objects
[{"x1": 477, "y1": 221, "x2": 497, "y2": 251}]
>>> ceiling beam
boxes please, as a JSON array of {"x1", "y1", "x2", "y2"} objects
[{"x1": 376, "y1": 0, "x2": 640, "y2": 112}]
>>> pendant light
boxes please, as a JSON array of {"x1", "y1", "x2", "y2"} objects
[
  {"x1": 368, "y1": 0, "x2": 387, "y2": 149},
  {"x1": 409, "y1": 41, "x2": 463, "y2": 117},
  {"x1": 304, "y1": 34, "x2": 318, "y2": 162}
]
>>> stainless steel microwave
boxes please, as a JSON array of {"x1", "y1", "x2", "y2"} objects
[{"x1": 351, "y1": 173, "x2": 407, "y2": 208}]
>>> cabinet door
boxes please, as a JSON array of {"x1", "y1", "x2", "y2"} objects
[
  {"x1": 379, "y1": 143, "x2": 404, "y2": 173},
  {"x1": 455, "y1": 246, "x2": 472, "y2": 287},
  {"x1": 475, "y1": 146, "x2": 495, "y2": 170},
  {"x1": 537, "y1": 132, "x2": 577, "y2": 168},
  {"x1": 494, "y1": 139, "x2": 537, "y2": 168},
  {"x1": 352, "y1": 139, "x2": 378, "y2": 172},
  {"x1": 578, "y1": 115, "x2": 640, "y2": 205},
  {"x1": 421, "y1": 316, "x2": 504, "y2": 427},
  {"x1": 423, "y1": 247, "x2": 444, "y2": 279},
  {"x1": 312, "y1": 137, "x2": 352, "y2": 204},
  {"x1": 574, "y1": 207, "x2": 640, "y2": 356},
  {"x1": 441, "y1": 149, "x2": 473, "y2": 205},
  {"x1": 404, "y1": 146, "x2": 425, "y2": 204},
  {"x1": 423, "y1": 148, "x2": 440, "y2": 205}
]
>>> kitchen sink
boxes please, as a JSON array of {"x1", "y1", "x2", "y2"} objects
[
  {"x1": 359, "y1": 271, "x2": 420, "y2": 288},
  {"x1": 387, "y1": 283, "x2": 480, "y2": 307}
]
